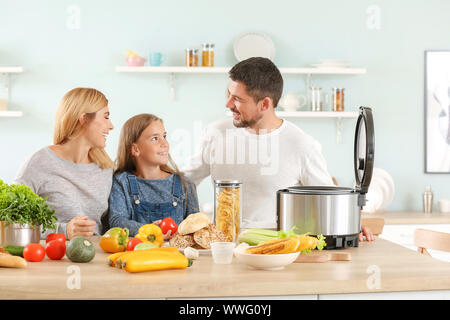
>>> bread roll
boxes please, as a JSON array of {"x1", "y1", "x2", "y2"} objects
[{"x1": 178, "y1": 212, "x2": 211, "y2": 235}]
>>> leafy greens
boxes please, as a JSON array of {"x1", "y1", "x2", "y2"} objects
[{"x1": 0, "y1": 179, "x2": 57, "y2": 232}]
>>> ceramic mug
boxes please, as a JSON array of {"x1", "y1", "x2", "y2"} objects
[
  {"x1": 279, "y1": 92, "x2": 307, "y2": 112},
  {"x1": 149, "y1": 52, "x2": 163, "y2": 66},
  {"x1": 438, "y1": 200, "x2": 450, "y2": 213}
]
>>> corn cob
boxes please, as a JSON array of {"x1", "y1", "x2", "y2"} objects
[
  {"x1": 294, "y1": 235, "x2": 319, "y2": 252},
  {"x1": 245, "y1": 237, "x2": 299, "y2": 254},
  {"x1": 244, "y1": 235, "x2": 325, "y2": 254}
]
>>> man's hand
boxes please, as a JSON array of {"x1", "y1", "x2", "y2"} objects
[
  {"x1": 66, "y1": 216, "x2": 96, "y2": 240},
  {"x1": 359, "y1": 225, "x2": 375, "y2": 242}
]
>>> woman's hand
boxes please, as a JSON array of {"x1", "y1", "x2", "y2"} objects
[
  {"x1": 66, "y1": 216, "x2": 96, "y2": 240},
  {"x1": 152, "y1": 219, "x2": 173, "y2": 240},
  {"x1": 359, "y1": 225, "x2": 375, "y2": 242}
]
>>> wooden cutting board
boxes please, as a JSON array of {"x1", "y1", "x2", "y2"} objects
[{"x1": 294, "y1": 251, "x2": 351, "y2": 263}]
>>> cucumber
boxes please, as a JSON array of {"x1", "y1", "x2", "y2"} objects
[
  {"x1": 2, "y1": 245, "x2": 24, "y2": 257},
  {"x1": 66, "y1": 236, "x2": 96, "y2": 263}
]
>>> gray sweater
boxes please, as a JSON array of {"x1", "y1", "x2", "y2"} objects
[{"x1": 14, "y1": 147, "x2": 113, "y2": 239}]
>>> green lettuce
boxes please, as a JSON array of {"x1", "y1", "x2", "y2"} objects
[{"x1": 0, "y1": 179, "x2": 57, "y2": 232}]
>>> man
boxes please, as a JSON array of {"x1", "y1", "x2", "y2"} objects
[{"x1": 183, "y1": 57, "x2": 374, "y2": 241}]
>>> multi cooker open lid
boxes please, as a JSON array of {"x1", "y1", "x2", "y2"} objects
[
  {"x1": 284, "y1": 106, "x2": 374, "y2": 197},
  {"x1": 354, "y1": 106, "x2": 375, "y2": 194}
]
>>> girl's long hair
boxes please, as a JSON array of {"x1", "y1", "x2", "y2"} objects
[
  {"x1": 53, "y1": 87, "x2": 114, "y2": 169},
  {"x1": 115, "y1": 114, "x2": 191, "y2": 207}
]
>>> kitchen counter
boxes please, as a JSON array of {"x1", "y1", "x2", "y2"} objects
[
  {"x1": 0, "y1": 237, "x2": 449, "y2": 299},
  {"x1": 362, "y1": 211, "x2": 450, "y2": 225}
]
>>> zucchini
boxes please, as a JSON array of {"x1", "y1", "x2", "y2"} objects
[{"x1": 2, "y1": 245, "x2": 24, "y2": 257}]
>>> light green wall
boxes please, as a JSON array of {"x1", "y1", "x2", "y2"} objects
[{"x1": 1, "y1": 0, "x2": 449, "y2": 211}]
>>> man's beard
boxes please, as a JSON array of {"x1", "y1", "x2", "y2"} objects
[
  {"x1": 233, "y1": 118, "x2": 258, "y2": 128},
  {"x1": 231, "y1": 110, "x2": 261, "y2": 128}
]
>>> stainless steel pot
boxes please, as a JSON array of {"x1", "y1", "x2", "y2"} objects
[
  {"x1": 276, "y1": 107, "x2": 375, "y2": 249},
  {"x1": 0, "y1": 221, "x2": 41, "y2": 246}
]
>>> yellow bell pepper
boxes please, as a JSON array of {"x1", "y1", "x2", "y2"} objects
[
  {"x1": 135, "y1": 224, "x2": 164, "y2": 247},
  {"x1": 99, "y1": 227, "x2": 129, "y2": 253}
]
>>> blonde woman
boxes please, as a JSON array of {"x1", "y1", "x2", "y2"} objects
[
  {"x1": 14, "y1": 88, "x2": 114, "y2": 239},
  {"x1": 108, "y1": 113, "x2": 199, "y2": 237}
]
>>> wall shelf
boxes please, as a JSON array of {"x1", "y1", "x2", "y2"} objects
[
  {"x1": 115, "y1": 66, "x2": 366, "y2": 75},
  {"x1": 115, "y1": 65, "x2": 366, "y2": 101},
  {"x1": 226, "y1": 110, "x2": 358, "y2": 144},
  {"x1": 0, "y1": 66, "x2": 24, "y2": 115},
  {"x1": 0, "y1": 67, "x2": 24, "y2": 73},
  {"x1": 274, "y1": 111, "x2": 358, "y2": 118},
  {"x1": 0, "y1": 111, "x2": 24, "y2": 117},
  {"x1": 116, "y1": 65, "x2": 365, "y2": 144}
]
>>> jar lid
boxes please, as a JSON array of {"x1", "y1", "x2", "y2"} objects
[
  {"x1": 332, "y1": 88, "x2": 345, "y2": 91},
  {"x1": 185, "y1": 48, "x2": 198, "y2": 53},
  {"x1": 214, "y1": 179, "x2": 242, "y2": 186}
]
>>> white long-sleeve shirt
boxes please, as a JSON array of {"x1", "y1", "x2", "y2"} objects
[{"x1": 182, "y1": 118, "x2": 333, "y2": 229}]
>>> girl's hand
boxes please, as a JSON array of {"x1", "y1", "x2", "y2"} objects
[
  {"x1": 67, "y1": 216, "x2": 96, "y2": 240},
  {"x1": 152, "y1": 219, "x2": 174, "y2": 240}
]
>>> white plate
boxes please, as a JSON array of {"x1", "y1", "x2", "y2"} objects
[
  {"x1": 233, "y1": 243, "x2": 300, "y2": 270},
  {"x1": 162, "y1": 242, "x2": 212, "y2": 256},
  {"x1": 233, "y1": 32, "x2": 275, "y2": 62},
  {"x1": 361, "y1": 168, "x2": 395, "y2": 213},
  {"x1": 373, "y1": 168, "x2": 395, "y2": 208},
  {"x1": 319, "y1": 59, "x2": 348, "y2": 65},
  {"x1": 180, "y1": 247, "x2": 211, "y2": 255},
  {"x1": 311, "y1": 63, "x2": 349, "y2": 68}
]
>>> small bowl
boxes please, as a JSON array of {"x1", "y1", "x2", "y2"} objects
[
  {"x1": 211, "y1": 241, "x2": 235, "y2": 264},
  {"x1": 233, "y1": 243, "x2": 300, "y2": 270},
  {"x1": 126, "y1": 56, "x2": 146, "y2": 67},
  {"x1": 438, "y1": 200, "x2": 450, "y2": 213}
]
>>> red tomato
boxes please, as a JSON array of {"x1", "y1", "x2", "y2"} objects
[
  {"x1": 126, "y1": 237, "x2": 143, "y2": 251},
  {"x1": 45, "y1": 240, "x2": 66, "y2": 260},
  {"x1": 23, "y1": 243, "x2": 46, "y2": 262},
  {"x1": 160, "y1": 217, "x2": 178, "y2": 235},
  {"x1": 46, "y1": 233, "x2": 66, "y2": 244}
]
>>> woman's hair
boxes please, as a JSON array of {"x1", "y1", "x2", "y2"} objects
[
  {"x1": 53, "y1": 87, "x2": 114, "y2": 169},
  {"x1": 115, "y1": 113, "x2": 191, "y2": 207}
]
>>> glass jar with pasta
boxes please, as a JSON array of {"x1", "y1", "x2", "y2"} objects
[{"x1": 213, "y1": 180, "x2": 242, "y2": 242}]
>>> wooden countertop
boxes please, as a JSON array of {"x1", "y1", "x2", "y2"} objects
[
  {"x1": 0, "y1": 237, "x2": 449, "y2": 299},
  {"x1": 362, "y1": 211, "x2": 450, "y2": 225}
]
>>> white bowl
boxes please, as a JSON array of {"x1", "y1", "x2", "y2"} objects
[
  {"x1": 233, "y1": 243, "x2": 300, "y2": 270},
  {"x1": 438, "y1": 200, "x2": 450, "y2": 213}
]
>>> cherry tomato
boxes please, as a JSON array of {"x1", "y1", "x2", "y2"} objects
[
  {"x1": 45, "y1": 240, "x2": 66, "y2": 260},
  {"x1": 126, "y1": 237, "x2": 143, "y2": 251},
  {"x1": 46, "y1": 233, "x2": 66, "y2": 244},
  {"x1": 160, "y1": 217, "x2": 178, "y2": 235},
  {"x1": 23, "y1": 243, "x2": 46, "y2": 262}
]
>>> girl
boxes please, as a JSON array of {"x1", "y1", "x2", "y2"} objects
[
  {"x1": 14, "y1": 87, "x2": 115, "y2": 239},
  {"x1": 108, "y1": 113, "x2": 199, "y2": 237}
]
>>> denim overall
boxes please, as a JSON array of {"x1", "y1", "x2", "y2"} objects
[{"x1": 127, "y1": 174, "x2": 184, "y2": 225}]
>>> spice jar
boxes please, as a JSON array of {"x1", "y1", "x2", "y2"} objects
[
  {"x1": 201, "y1": 43, "x2": 215, "y2": 67},
  {"x1": 213, "y1": 180, "x2": 242, "y2": 242},
  {"x1": 332, "y1": 88, "x2": 345, "y2": 112},
  {"x1": 185, "y1": 48, "x2": 199, "y2": 67}
]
